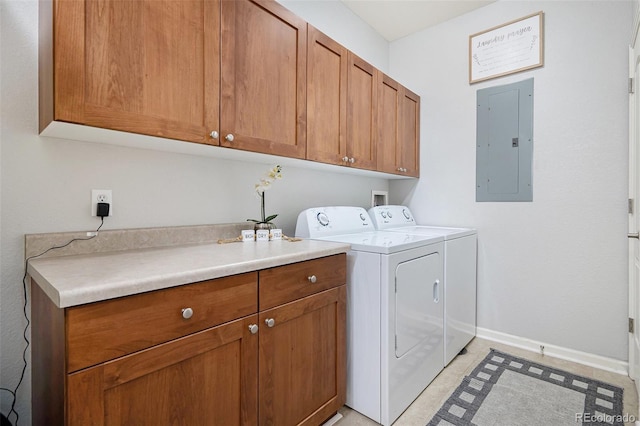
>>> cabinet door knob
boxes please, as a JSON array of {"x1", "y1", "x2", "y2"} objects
[
  {"x1": 308, "y1": 275, "x2": 317, "y2": 283},
  {"x1": 349, "y1": 157, "x2": 355, "y2": 163},
  {"x1": 265, "y1": 318, "x2": 275, "y2": 327},
  {"x1": 248, "y1": 324, "x2": 259, "y2": 334},
  {"x1": 342, "y1": 156, "x2": 349, "y2": 162},
  {"x1": 209, "y1": 130, "x2": 219, "y2": 139},
  {"x1": 181, "y1": 307, "x2": 193, "y2": 319},
  {"x1": 225, "y1": 134, "x2": 234, "y2": 142}
]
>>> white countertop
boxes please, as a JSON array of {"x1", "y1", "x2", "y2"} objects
[{"x1": 28, "y1": 239, "x2": 350, "y2": 308}]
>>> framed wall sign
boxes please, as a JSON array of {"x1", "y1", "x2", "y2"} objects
[{"x1": 469, "y1": 11, "x2": 544, "y2": 84}]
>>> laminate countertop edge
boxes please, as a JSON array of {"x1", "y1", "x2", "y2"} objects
[{"x1": 27, "y1": 239, "x2": 350, "y2": 308}]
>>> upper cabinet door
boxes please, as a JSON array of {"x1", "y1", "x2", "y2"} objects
[
  {"x1": 399, "y1": 87, "x2": 420, "y2": 177},
  {"x1": 54, "y1": 0, "x2": 220, "y2": 144},
  {"x1": 346, "y1": 53, "x2": 377, "y2": 171},
  {"x1": 306, "y1": 26, "x2": 348, "y2": 166},
  {"x1": 220, "y1": 0, "x2": 307, "y2": 159},
  {"x1": 377, "y1": 74, "x2": 401, "y2": 175},
  {"x1": 377, "y1": 75, "x2": 421, "y2": 177}
]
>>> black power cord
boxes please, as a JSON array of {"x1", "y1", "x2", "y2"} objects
[{"x1": 0, "y1": 217, "x2": 105, "y2": 426}]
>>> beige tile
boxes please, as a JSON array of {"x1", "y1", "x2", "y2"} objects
[
  {"x1": 337, "y1": 406, "x2": 377, "y2": 425},
  {"x1": 337, "y1": 338, "x2": 639, "y2": 425}
]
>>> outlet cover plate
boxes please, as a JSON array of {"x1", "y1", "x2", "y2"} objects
[{"x1": 91, "y1": 189, "x2": 113, "y2": 217}]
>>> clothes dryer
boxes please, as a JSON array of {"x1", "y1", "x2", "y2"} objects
[{"x1": 296, "y1": 206, "x2": 444, "y2": 425}]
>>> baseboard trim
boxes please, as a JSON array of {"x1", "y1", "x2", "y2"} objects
[
  {"x1": 321, "y1": 413, "x2": 343, "y2": 426},
  {"x1": 476, "y1": 327, "x2": 629, "y2": 376}
]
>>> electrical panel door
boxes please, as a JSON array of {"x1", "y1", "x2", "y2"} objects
[{"x1": 476, "y1": 78, "x2": 533, "y2": 202}]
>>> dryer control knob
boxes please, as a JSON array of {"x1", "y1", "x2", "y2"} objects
[{"x1": 317, "y1": 212, "x2": 330, "y2": 226}]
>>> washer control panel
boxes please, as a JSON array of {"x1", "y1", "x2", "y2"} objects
[
  {"x1": 295, "y1": 206, "x2": 373, "y2": 238},
  {"x1": 368, "y1": 205, "x2": 416, "y2": 229}
]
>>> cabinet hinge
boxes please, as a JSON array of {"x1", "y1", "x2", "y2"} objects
[
  {"x1": 630, "y1": 198, "x2": 634, "y2": 214},
  {"x1": 630, "y1": 78, "x2": 635, "y2": 94},
  {"x1": 630, "y1": 318, "x2": 635, "y2": 333}
]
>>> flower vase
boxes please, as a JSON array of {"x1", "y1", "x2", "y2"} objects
[{"x1": 254, "y1": 222, "x2": 274, "y2": 232}]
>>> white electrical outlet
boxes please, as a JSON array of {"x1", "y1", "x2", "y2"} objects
[{"x1": 91, "y1": 189, "x2": 113, "y2": 217}]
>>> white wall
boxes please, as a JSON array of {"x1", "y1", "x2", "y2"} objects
[
  {"x1": 279, "y1": 0, "x2": 389, "y2": 72},
  {"x1": 0, "y1": 1, "x2": 389, "y2": 423},
  {"x1": 390, "y1": 1, "x2": 633, "y2": 361}
]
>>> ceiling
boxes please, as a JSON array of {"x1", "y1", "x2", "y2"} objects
[{"x1": 340, "y1": 0, "x2": 495, "y2": 41}]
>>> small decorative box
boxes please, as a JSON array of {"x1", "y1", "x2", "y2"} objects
[
  {"x1": 270, "y1": 229, "x2": 282, "y2": 240},
  {"x1": 255, "y1": 229, "x2": 270, "y2": 241},
  {"x1": 241, "y1": 230, "x2": 255, "y2": 242}
]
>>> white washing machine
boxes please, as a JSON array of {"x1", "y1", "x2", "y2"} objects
[
  {"x1": 295, "y1": 206, "x2": 444, "y2": 426},
  {"x1": 369, "y1": 205, "x2": 477, "y2": 366}
]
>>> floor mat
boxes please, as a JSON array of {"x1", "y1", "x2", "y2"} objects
[{"x1": 427, "y1": 349, "x2": 625, "y2": 426}]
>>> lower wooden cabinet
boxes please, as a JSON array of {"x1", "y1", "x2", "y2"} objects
[
  {"x1": 259, "y1": 286, "x2": 346, "y2": 426},
  {"x1": 31, "y1": 254, "x2": 346, "y2": 426},
  {"x1": 67, "y1": 315, "x2": 259, "y2": 426}
]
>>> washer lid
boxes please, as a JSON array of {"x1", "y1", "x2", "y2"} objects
[
  {"x1": 386, "y1": 226, "x2": 476, "y2": 240},
  {"x1": 368, "y1": 206, "x2": 476, "y2": 239},
  {"x1": 314, "y1": 231, "x2": 443, "y2": 254}
]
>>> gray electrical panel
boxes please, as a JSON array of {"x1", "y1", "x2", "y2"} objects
[{"x1": 476, "y1": 78, "x2": 533, "y2": 202}]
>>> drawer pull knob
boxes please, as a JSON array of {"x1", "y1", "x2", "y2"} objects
[
  {"x1": 308, "y1": 275, "x2": 317, "y2": 283},
  {"x1": 248, "y1": 324, "x2": 259, "y2": 334},
  {"x1": 181, "y1": 308, "x2": 194, "y2": 319},
  {"x1": 265, "y1": 318, "x2": 275, "y2": 327}
]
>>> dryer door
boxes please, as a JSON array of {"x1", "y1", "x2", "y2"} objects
[{"x1": 395, "y1": 252, "x2": 443, "y2": 358}]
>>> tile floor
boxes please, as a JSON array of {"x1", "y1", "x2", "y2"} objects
[{"x1": 336, "y1": 338, "x2": 639, "y2": 425}]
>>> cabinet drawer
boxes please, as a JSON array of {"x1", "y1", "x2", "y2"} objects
[
  {"x1": 66, "y1": 272, "x2": 257, "y2": 373},
  {"x1": 259, "y1": 254, "x2": 346, "y2": 310}
]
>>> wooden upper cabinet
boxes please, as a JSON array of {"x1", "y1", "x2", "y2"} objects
[
  {"x1": 377, "y1": 74, "x2": 401, "y2": 175},
  {"x1": 306, "y1": 26, "x2": 348, "y2": 166},
  {"x1": 220, "y1": 0, "x2": 307, "y2": 158},
  {"x1": 399, "y1": 87, "x2": 420, "y2": 177},
  {"x1": 45, "y1": 0, "x2": 220, "y2": 144},
  {"x1": 377, "y1": 75, "x2": 421, "y2": 177},
  {"x1": 347, "y1": 53, "x2": 377, "y2": 171},
  {"x1": 41, "y1": 0, "x2": 419, "y2": 176}
]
